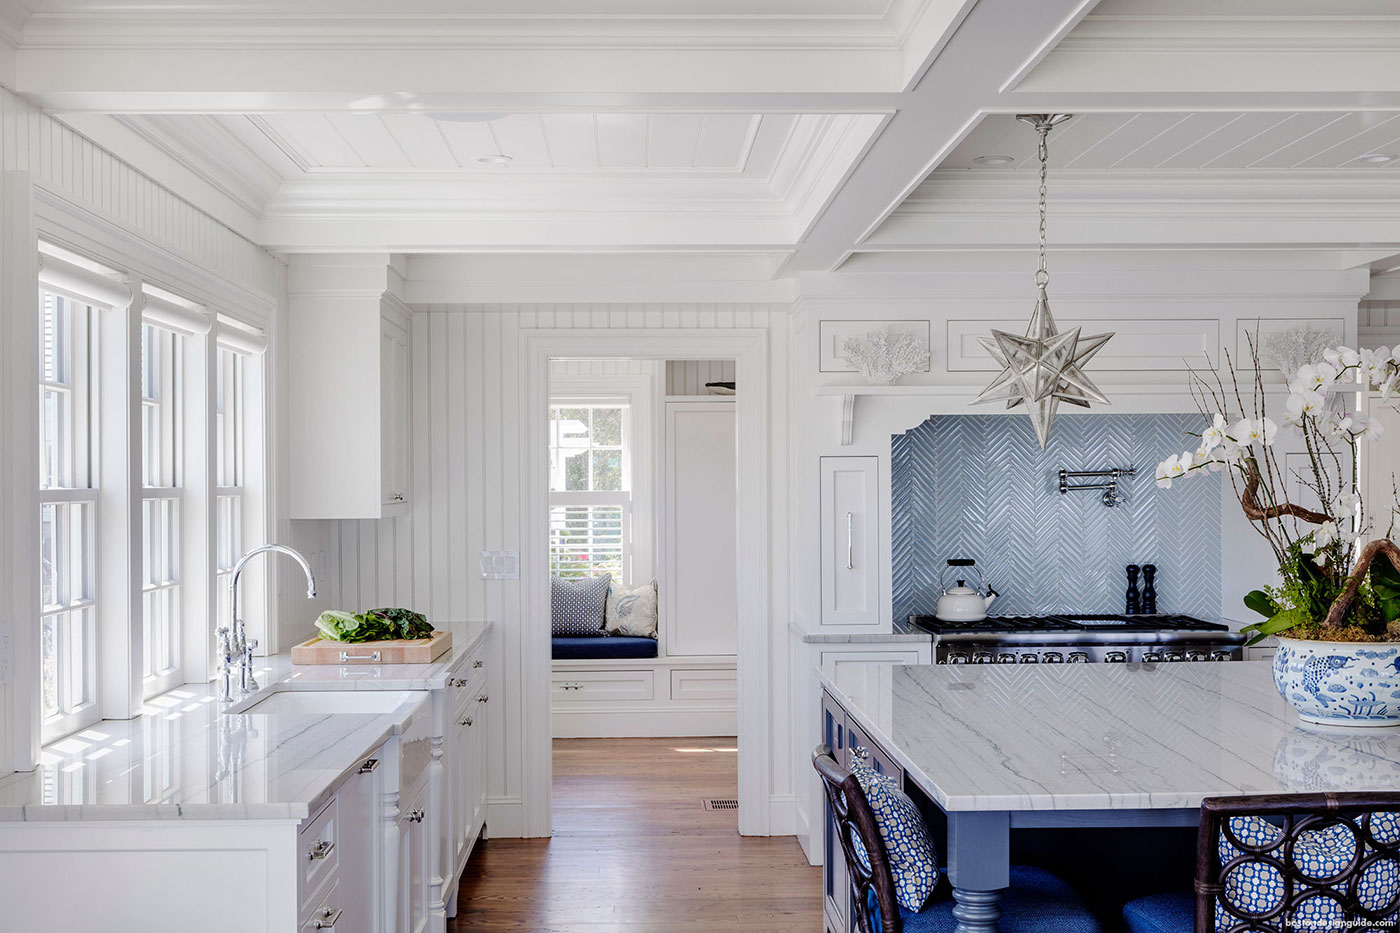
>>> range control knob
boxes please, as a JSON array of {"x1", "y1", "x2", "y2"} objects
[
  {"x1": 1186, "y1": 650, "x2": 1208, "y2": 662},
  {"x1": 1104, "y1": 650, "x2": 1128, "y2": 663},
  {"x1": 996, "y1": 653, "x2": 1017, "y2": 664},
  {"x1": 947, "y1": 652, "x2": 970, "y2": 664},
  {"x1": 1019, "y1": 653, "x2": 1039, "y2": 664},
  {"x1": 1163, "y1": 651, "x2": 1185, "y2": 662},
  {"x1": 972, "y1": 652, "x2": 994, "y2": 664},
  {"x1": 1142, "y1": 650, "x2": 1164, "y2": 663},
  {"x1": 1067, "y1": 651, "x2": 1090, "y2": 663},
  {"x1": 1042, "y1": 652, "x2": 1064, "y2": 664},
  {"x1": 1210, "y1": 651, "x2": 1233, "y2": 662}
]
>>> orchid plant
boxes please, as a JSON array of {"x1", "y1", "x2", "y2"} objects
[{"x1": 1156, "y1": 341, "x2": 1400, "y2": 645}]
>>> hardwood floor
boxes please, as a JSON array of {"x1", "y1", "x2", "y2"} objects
[{"x1": 452, "y1": 737, "x2": 822, "y2": 931}]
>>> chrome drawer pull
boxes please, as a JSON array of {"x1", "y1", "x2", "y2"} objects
[
  {"x1": 478, "y1": 695, "x2": 489, "y2": 703},
  {"x1": 473, "y1": 659, "x2": 484, "y2": 669},
  {"x1": 460, "y1": 717, "x2": 473, "y2": 727},
  {"x1": 307, "y1": 839, "x2": 335, "y2": 861},
  {"x1": 407, "y1": 807, "x2": 426, "y2": 823},
  {"x1": 846, "y1": 511, "x2": 854, "y2": 570},
  {"x1": 851, "y1": 745, "x2": 869, "y2": 761},
  {"x1": 308, "y1": 907, "x2": 343, "y2": 929},
  {"x1": 338, "y1": 650, "x2": 381, "y2": 662},
  {"x1": 358, "y1": 758, "x2": 380, "y2": 774}
]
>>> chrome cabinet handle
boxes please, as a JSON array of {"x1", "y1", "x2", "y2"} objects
[
  {"x1": 473, "y1": 659, "x2": 484, "y2": 669},
  {"x1": 307, "y1": 839, "x2": 335, "y2": 861},
  {"x1": 851, "y1": 745, "x2": 869, "y2": 762},
  {"x1": 846, "y1": 512, "x2": 854, "y2": 570},
  {"x1": 338, "y1": 650, "x2": 381, "y2": 662},
  {"x1": 460, "y1": 717, "x2": 473, "y2": 727},
  {"x1": 308, "y1": 907, "x2": 343, "y2": 929},
  {"x1": 450, "y1": 677, "x2": 469, "y2": 687},
  {"x1": 478, "y1": 695, "x2": 489, "y2": 703},
  {"x1": 407, "y1": 807, "x2": 425, "y2": 823},
  {"x1": 358, "y1": 758, "x2": 380, "y2": 774},
  {"x1": 392, "y1": 493, "x2": 405, "y2": 502}
]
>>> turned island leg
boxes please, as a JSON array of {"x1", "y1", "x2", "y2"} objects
[{"x1": 946, "y1": 810, "x2": 1010, "y2": 933}]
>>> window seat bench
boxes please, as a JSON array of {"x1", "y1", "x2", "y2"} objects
[{"x1": 551, "y1": 635, "x2": 659, "y2": 661}]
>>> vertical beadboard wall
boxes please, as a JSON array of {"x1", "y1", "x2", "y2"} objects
[
  {"x1": 665, "y1": 359, "x2": 736, "y2": 395},
  {"x1": 319, "y1": 303, "x2": 790, "y2": 830},
  {"x1": 0, "y1": 86, "x2": 288, "y2": 774}
]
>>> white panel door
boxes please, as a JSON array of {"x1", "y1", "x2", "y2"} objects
[
  {"x1": 820, "y1": 456, "x2": 880, "y2": 626},
  {"x1": 665, "y1": 401, "x2": 738, "y2": 657},
  {"x1": 1364, "y1": 394, "x2": 1400, "y2": 542}
]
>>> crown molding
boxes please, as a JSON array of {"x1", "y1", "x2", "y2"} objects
[{"x1": 910, "y1": 170, "x2": 1400, "y2": 205}]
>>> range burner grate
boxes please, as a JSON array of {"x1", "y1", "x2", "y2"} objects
[{"x1": 910, "y1": 613, "x2": 1228, "y2": 635}]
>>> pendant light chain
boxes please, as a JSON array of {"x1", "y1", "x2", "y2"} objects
[{"x1": 1036, "y1": 121, "x2": 1051, "y2": 288}]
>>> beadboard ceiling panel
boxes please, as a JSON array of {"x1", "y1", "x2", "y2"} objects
[{"x1": 935, "y1": 111, "x2": 1400, "y2": 174}]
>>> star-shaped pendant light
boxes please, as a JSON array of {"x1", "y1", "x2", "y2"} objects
[{"x1": 971, "y1": 114, "x2": 1114, "y2": 448}]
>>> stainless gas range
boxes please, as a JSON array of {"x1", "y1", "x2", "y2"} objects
[{"x1": 909, "y1": 613, "x2": 1246, "y2": 664}]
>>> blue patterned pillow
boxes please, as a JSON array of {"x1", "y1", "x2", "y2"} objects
[
  {"x1": 848, "y1": 758, "x2": 939, "y2": 911},
  {"x1": 551, "y1": 574, "x2": 611, "y2": 636},
  {"x1": 1217, "y1": 814, "x2": 1400, "y2": 931}
]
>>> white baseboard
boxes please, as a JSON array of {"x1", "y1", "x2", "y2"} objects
[
  {"x1": 552, "y1": 706, "x2": 737, "y2": 738},
  {"x1": 486, "y1": 795, "x2": 529, "y2": 838},
  {"x1": 768, "y1": 792, "x2": 799, "y2": 837}
]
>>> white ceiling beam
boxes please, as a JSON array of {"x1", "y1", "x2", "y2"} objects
[{"x1": 784, "y1": 0, "x2": 1104, "y2": 273}]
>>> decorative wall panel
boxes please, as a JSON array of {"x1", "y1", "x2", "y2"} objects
[{"x1": 891, "y1": 413, "x2": 1221, "y2": 622}]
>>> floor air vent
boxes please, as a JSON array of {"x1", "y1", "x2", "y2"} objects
[{"x1": 703, "y1": 798, "x2": 739, "y2": 811}]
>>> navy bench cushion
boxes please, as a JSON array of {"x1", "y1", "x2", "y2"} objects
[
  {"x1": 1121, "y1": 891, "x2": 1192, "y2": 933},
  {"x1": 551, "y1": 636, "x2": 658, "y2": 660},
  {"x1": 873, "y1": 866, "x2": 1101, "y2": 933}
]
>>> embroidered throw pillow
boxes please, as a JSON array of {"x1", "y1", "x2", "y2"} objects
[
  {"x1": 551, "y1": 574, "x2": 611, "y2": 637},
  {"x1": 604, "y1": 580, "x2": 659, "y2": 638},
  {"x1": 848, "y1": 758, "x2": 939, "y2": 912},
  {"x1": 1217, "y1": 814, "x2": 1400, "y2": 931}
]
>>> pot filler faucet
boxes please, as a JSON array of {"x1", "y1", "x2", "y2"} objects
[{"x1": 219, "y1": 544, "x2": 317, "y2": 703}]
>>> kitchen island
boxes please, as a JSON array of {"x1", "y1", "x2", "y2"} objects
[
  {"x1": 818, "y1": 659, "x2": 1400, "y2": 933},
  {"x1": 0, "y1": 620, "x2": 491, "y2": 933}
]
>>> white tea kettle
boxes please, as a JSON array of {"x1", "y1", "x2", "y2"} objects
[{"x1": 935, "y1": 559, "x2": 998, "y2": 622}]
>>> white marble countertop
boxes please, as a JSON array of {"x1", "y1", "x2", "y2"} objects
[
  {"x1": 0, "y1": 621, "x2": 491, "y2": 823},
  {"x1": 819, "y1": 660, "x2": 1400, "y2": 813},
  {"x1": 791, "y1": 616, "x2": 933, "y2": 644}
]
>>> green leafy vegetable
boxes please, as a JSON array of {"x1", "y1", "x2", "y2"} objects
[{"x1": 313, "y1": 607, "x2": 433, "y2": 643}]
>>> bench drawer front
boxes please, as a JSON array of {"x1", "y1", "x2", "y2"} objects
[
  {"x1": 552, "y1": 670, "x2": 655, "y2": 703},
  {"x1": 669, "y1": 668, "x2": 737, "y2": 704}
]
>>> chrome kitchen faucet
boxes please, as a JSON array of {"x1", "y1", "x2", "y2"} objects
[{"x1": 220, "y1": 544, "x2": 317, "y2": 703}]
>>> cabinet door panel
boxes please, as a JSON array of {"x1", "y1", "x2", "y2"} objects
[{"x1": 820, "y1": 456, "x2": 880, "y2": 625}]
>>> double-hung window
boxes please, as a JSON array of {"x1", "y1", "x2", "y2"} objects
[
  {"x1": 38, "y1": 291, "x2": 99, "y2": 742},
  {"x1": 141, "y1": 323, "x2": 184, "y2": 697},
  {"x1": 215, "y1": 346, "x2": 245, "y2": 634},
  {"x1": 548, "y1": 403, "x2": 631, "y2": 582}
]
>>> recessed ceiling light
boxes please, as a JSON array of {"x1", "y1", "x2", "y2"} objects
[
  {"x1": 476, "y1": 154, "x2": 513, "y2": 166},
  {"x1": 1354, "y1": 153, "x2": 1398, "y2": 164},
  {"x1": 972, "y1": 155, "x2": 1016, "y2": 166}
]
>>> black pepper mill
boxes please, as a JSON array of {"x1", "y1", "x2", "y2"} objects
[
  {"x1": 1125, "y1": 565, "x2": 1141, "y2": 615},
  {"x1": 1141, "y1": 564, "x2": 1157, "y2": 615}
]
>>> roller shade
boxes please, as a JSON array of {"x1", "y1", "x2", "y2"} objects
[
  {"x1": 37, "y1": 252, "x2": 133, "y2": 310},
  {"x1": 216, "y1": 318, "x2": 268, "y2": 355},
  {"x1": 142, "y1": 289, "x2": 210, "y2": 337}
]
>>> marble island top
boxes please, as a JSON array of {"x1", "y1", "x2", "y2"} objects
[
  {"x1": 819, "y1": 660, "x2": 1400, "y2": 814},
  {"x1": 0, "y1": 621, "x2": 491, "y2": 823}
]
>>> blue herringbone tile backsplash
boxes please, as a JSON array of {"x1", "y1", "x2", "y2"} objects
[{"x1": 891, "y1": 413, "x2": 1222, "y2": 622}]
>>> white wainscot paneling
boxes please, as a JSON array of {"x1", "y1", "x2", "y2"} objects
[
  {"x1": 819, "y1": 320, "x2": 932, "y2": 373},
  {"x1": 670, "y1": 667, "x2": 739, "y2": 704},
  {"x1": 947, "y1": 318, "x2": 1221, "y2": 372}
]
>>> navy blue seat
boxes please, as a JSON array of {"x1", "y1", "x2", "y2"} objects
[
  {"x1": 872, "y1": 866, "x2": 1101, "y2": 933},
  {"x1": 1121, "y1": 891, "x2": 1192, "y2": 933},
  {"x1": 551, "y1": 635, "x2": 657, "y2": 660},
  {"x1": 813, "y1": 745, "x2": 1101, "y2": 933}
]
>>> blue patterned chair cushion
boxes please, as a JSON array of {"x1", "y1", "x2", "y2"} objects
[
  {"x1": 1218, "y1": 813, "x2": 1400, "y2": 930},
  {"x1": 848, "y1": 758, "x2": 939, "y2": 912},
  {"x1": 550, "y1": 574, "x2": 611, "y2": 637},
  {"x1": 872, "y1": 866, "x2": 1101, "y2": 933}
]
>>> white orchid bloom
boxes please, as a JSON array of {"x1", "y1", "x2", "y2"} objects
[
  {"x1": 1227, "y1": 417, "x2": 1277, "y2": 446},
  {"x1": 1314, "y1": 521, "x2": 1339, "y2": 549},
  {"x1": 1362, "y1": 416, "x2": 1385, "y2": 441},
  {"x1": 1155, "y1": 451, "x2": 1192, "y2": 489},
  {"x1": 1335, "y1": 491, "x2": 1361, "y2": 514},
  {"x1": 1200, "y1": 413, "x2": 1227, "y2": 452},
  {"x1": 1294, "y1": 364, "x2": 1325, "y2": 392},
  {"x1": 1339, "y1": 347, "x2": 1361, "y2": 368},
  {"x1": 1286, "y1": 390, "x2": 1326, "y2": 422}
]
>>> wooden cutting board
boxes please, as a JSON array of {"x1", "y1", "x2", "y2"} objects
[{"x1": 291, "y1": 629, "x2": 452, "y2": 665}]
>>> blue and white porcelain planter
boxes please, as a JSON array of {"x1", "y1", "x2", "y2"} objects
[{"x1": 1273, "y1": 637, "x2": 1400, "y2": 727}]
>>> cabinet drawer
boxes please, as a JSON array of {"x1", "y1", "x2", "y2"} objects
[
  {"x1": 552, "y1": 670, "x2": 654, "y2": 703},
  {"x1": 669, "y1": 668, "x2": 737, "y2": 704},
  {"x1": 302, "y1": 880, "x2": 342, "y2": 931},
  {"x1": 845, "y1": 718, "x2": 900, "y2": 782},
  {"x1": 298, "y1": 796, "x2": 339, "y2": 913}
]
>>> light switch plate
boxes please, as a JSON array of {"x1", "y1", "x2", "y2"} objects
[
  {"x1": 0, "y1": 630, "x2": 11, "y2": 686},
  {"x1": 479, "y1": 550, "x2": 520, "y2": 580}
]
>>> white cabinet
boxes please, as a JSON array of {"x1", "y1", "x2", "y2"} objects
[
  {"x1": 289, "y1": 291, "x2": 413, "y2": 520},
  {"x1": 820, "y1": 456, "x2": 880, "y2": 626},
  {"x1": 440, "y1": 641, "x2": 490, "y2": 924},
  {"x1": 395, "y1": 772, "x2": 431, "y2": 933},
  {"x1": 664, "y1": 400, "x2": 738, "y2": 656}
]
